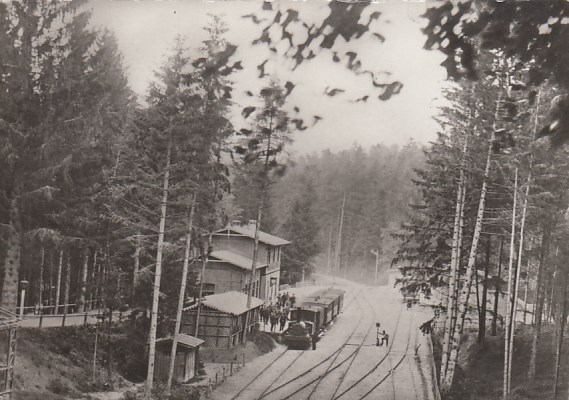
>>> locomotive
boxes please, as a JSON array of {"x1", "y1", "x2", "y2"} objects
[{"x1": 282, "y1": 288, "x2": 345, "y2": 350}]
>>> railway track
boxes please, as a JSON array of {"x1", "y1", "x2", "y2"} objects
[
  {"x1": 229, "y1": 288, "x2": 363, "y2": 400},
  {"x1": 256, "y1": 291, "x2": 378, "y2": 400},
  {"x1": 358, "y1": 307, "x2": 419, "y2": 399},
  {"x1": 257, "y1": 293, "x2": 369, "y2": 399},
  {"x1": 331, "y1": 298, "x2": 407, "y2": 400},
  {"x1": 224, "y1": 288, "x2": 433, "y2": 400}
]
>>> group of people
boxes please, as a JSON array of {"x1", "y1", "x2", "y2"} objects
[
  {"x1": 278, "y1": 292, "x2": 296, "y2": 308},
  {"x1": 258, "y1": 292, "x2": 297, "y2": 333}
]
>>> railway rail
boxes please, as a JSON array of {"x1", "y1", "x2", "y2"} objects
[
  {"x1": 230, "y1": 288, "x2": 362, "y2": 400},
  {"x1": 220, "y1": 286, "x2": 435, "y2": 400}
]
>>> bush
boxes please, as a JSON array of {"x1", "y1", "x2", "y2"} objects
[{"x1": 47, "y1": 378, "x2": 72, "y2": 395}]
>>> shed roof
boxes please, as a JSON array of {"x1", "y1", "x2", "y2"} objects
[
  {"x1": 155, "y1": 334, "x2": 204, "y2": 349},
  {"x1": 213, "y1": 225, "x2": 291, "y2": 247},
  {"x1": 209, "y1": 250, "x2": 268, "y2": 270},
  {"x1": 183, "y1": 291, "x2": 264, "y2": 316}
]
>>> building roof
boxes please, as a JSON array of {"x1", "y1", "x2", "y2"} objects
[
  {"x1": 213, "y1": 225, "x2": 291, "y2": 246},
  {"x1": 209, "y1": 250, "x2": 268, "y2": 270},
  {"x1": 155, "y1": 334, "x2": 204, "y2": 349},
  {"x1": 183, "y1": 291, "x2": 265, "y2": 316}
]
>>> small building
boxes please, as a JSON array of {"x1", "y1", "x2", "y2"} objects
[
  {"x1": 181, "y1": 291, "x2": 264, "y2": 348},
  {"x1": 153, "y1": 334, "x2": 204, "y2": 383},
  {"x1": 204, "y1": 222, "x2": 290, "y2": 302}
]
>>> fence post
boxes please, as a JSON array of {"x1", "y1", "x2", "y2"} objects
[
  {"x1": 39, "y1": 313, "x2": 43, "y2": 329},
  {"x1": 242, "y1": 353, "x2": 245, "y2": 366},
  {"x1": 215, "y1": 372, "x2": 218, "y2": 385},
  {"x1": 62, "y1": 313, "x2": 66, "y2": 327},
  {"x1": 230, "y1": 361, "x2": 233, "y2": 376},
  {"x1": 119, "y1": 311, "x2": 123, "y2": 322},
  {"x1": 84, "y1": 312, "x2": 88, "y2": 325}
]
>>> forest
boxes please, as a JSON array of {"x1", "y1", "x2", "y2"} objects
[
  {"x1": 3, "y1": 0, "x2": 569, "y2": 398},
  {"x1": 0, "y1": 1, "x2": 423, "y2": 395}
]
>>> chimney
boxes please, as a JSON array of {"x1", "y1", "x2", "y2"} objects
[
  {"x1": 231, "y1": 220, "x2": 241, "y2": 227},
  {"x1": 248, "y1": 220, "x2": 257, "y2": 230}
]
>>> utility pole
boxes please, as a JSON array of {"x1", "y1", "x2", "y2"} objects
[
  {"x1": 371, "y1": 250, "x2": 379, "y2": 285},
  {"x1": 334, "y1": 192, "x2": 346, "y2": 277},
  {"x1": 326, "y1": 222, "x2": 334, "y2": 277}
]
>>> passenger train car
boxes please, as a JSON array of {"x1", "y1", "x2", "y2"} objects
[{"x1": 283, "y1": 288, "x2": 345, "y2": 350}]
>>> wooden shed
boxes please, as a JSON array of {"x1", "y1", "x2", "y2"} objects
[
  {"x1": 153, "y1": 334, "x2": 203, "y2": 383},
  {"x1": 181, "y1": 291, "x2": 264, "y2": 349}
]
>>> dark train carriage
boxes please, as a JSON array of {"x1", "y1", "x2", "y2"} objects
[
  {"x1": 317, "y1": 289, "x2": 344, "y2": 319},
  {"x1": 324, "y1": 288, "x2": 345, "y2": 314},
  {"x1": 303, "y1": 298, "x2": 336, "y2": 326},
  {"x1": 290, "y1": 305, "x2": 324, "y2": 333},
  {"x1": 283, "y1": 288, "x2": 345, "y2": 350}
]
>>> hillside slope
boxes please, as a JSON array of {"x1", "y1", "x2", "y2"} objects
[{"x1": 14, "y1": 326, "x2": 134, "y2": 400}]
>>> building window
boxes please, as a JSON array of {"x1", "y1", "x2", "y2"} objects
[{"x1": 203, "y1": 283, "x2": 215, "y2": 296}]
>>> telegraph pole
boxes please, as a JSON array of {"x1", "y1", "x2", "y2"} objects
[
  {"x1": 334, "y1": 192, "x2": 346, "y2": 277},
  {"x1": 371, "y1": 250, "x2": 379, "y2": 285}
]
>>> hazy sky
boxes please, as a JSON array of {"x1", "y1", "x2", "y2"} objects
[{"x1": 89, "y1": 0, "x2": 448, "y2": 155}]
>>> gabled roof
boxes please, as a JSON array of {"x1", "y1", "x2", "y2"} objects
[
  {"x1": 213, "y1": 225, "x2": 291, "y2": 246},
  {"x1": 183, "y1": 291, "x2": 264, "y2": 316},
  {"x1": 209, "y1": 250, "x2": 268, "y2": 270},
  {"x1": 155, "y1": 334, "x2": 204, "y2": 349}
]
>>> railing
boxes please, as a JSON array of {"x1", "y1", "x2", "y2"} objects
[
  {"x1": 207, "y1": 355, "x2": 246, "y2": 391},
  {"x1": 20, "y1": 299, "x2": 101, "y2": 316},
  {"x1": 19, "y1": 309, "x2": 129, "y2": 328},
  {"x1": 426, "y1": 333, "x2": 442, "y2": 400}
]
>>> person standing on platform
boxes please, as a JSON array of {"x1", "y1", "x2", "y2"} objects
[{"x1": 279, "y1": 312, "x2": 287, "y2": 331}]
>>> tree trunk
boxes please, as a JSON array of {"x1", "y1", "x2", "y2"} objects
[
  {"x1": 55, "y1": 249, "x2": 63, "y2": 314},
  {"x1": 507, "y1": 168, "x2": 532, "y2": 393},
  {"x1": 245, "y1": 113, "x2": 275, "y2": 341},
  {"x1": 1, "y1": 190, "x2": 21, "y2": 313},
  {"x1": 524, "y1": 240, "x2": 533, "y2": 325},
  {"x1": 195, "y1": 235, "x2": 210, "y2": 338},
  {"x1": 440, "y1": 135, "x2": 493, "y2": 393},
  {"x1": 547, "y1": 267, "x2": 556, "y2": 323},
  {"x1": 38, "y1": 245, "x2": 45, "y2": 313},
  {"x1": 64, "y1": 254, "x2": 71, "y2": 314},
  {"x1": 89, "y1": 250, "x2": 98, "y2": 311},
  {"x1": 441, "y1": 138, "x2": 468, "y2": 384},
  {"x1": 77, "y1": 249, "x2": 89, "y2": 313},
  {"x1": 479, "y1": 237, "x2": 491, "y2": 344},
  {"x1": 49, "y1": 250, "x2": 54, "y2": 310},
  {"x1": 492, "y1": 237, "x2": 504, "y2": 336},
  {"x1": 145, "y1": 134, "x2": 172, "y2": 398},
  {"x1": 504, "y1": 168, "x2": 518, "y2": 399},
  {"x1": 132, "y1": 233, "x2": 142, "y2": 307},
  {"x1": 552, "y1": 266, "x2": 568, "y2": 397},
  {"x1": 167, "y1": 196, "x2": 195, "y2": 390},
  {"x1": 95, "y1": 251, "x2": 102, "y2": 309},
  {"x1": 528, "y1": 224, "x2": 551, "y2": 379}
]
